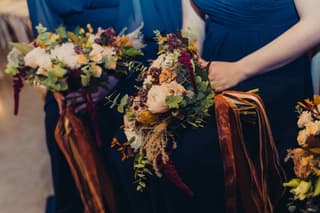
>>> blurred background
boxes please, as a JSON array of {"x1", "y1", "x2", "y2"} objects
[{"x1": 0, "y1": 0, "x2": 53, "y2": 213}]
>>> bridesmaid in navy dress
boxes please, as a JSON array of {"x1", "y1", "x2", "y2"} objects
[
  {"x1": 27, "y1": 1, "x2": 121, "y2": 212},
  {"x1": 111, "y1": 0, "x2": 320, "y2": 212}
]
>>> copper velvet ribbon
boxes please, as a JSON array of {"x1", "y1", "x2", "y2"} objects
[
  {"x1": 214, "y1": 91, "x2": 286, "y2": 213},
  {"x1": 54, "y1": 106, "x2": 116, "y2": 213}
]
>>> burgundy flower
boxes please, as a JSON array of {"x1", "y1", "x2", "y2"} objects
[
  {"x1": 178, "y1": 51, "x2": 197, "y2": 93},
  {"x1": 158, "y1": 156, "x2": 193, "y2": 197},
  {"x1": 13, "y1": 68, "x2": 26, "y2": 115}
]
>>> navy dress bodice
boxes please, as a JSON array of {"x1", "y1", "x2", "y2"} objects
[
  {"x1": 47, "y1": 0, "x2": 118, "y2": 31},
  {"x1": 193, "y1": 0, "x2": 312, "y2": 158}
]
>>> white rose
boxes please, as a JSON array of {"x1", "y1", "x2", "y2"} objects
[
  {"x1": 297, "y1": 111, "x2": 313, "y2": 128},
  {"x1": 146, "y1": 81, "x2": 186, "y2": 114},
  {"x1": 24, "y1": 47, "x2": 52, "y2": 69},
  {"x1": 89, "y1": 44, "x2": 115, "y2": 63},
  {"x1": 50, "y1": 43, "x2": 79, "y2": 69}
]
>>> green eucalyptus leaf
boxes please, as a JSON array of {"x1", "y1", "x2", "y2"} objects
[
  {"x1": 166, "y1": 95, "x2": 184, "y2": 109},
  {"x1": 313, "y1": 177, "x2": 320, "y2": 197},
  {"x1": 10, "y1": 43, "x2": 33, "y2": 55},
  {"x1": 4, "y1": 66, "x2": 19, "y2": 75}
]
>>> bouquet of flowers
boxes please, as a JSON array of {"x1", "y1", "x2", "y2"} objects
[
  {"x1": 3, "y1": 24, "x2": 144, "y2": 212},
  {"x1": 284, "y1": 95, "x2": 320, "y2": 212},
  {"x1": 111, "y1": 31, "x2": 214, "y2": 195},
  {"x1": 4, "y1": 23, "x2": 144, "y2": 116}
]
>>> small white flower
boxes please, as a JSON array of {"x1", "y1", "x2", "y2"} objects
[
  {"x1": 50, "y1": 43, "x2": 79, "y2": 69},
  {"x1": 124, "y1": 127, "x2": 143, "y2": 151},
  {"x1": 305, "y1": 120, "x2": 320, "y2": 136},
  {"x1": 126, "y1": 23, "x2": 145, "y2": 49},
  {"x1": 150, "y1": 54, "x2": 165, "y2": 68},
  {"x1": 7, "y1": 48, "x2": 23, "y2": 67},
  {"x1": 89, "y1": 43, "x2": 115, "y2": 63},
  {"x1": 89, "y1": 44, "x2": 104, "y2": 63},
  {"x1": 24, "y1": 47, "x2": 52, "y2": 69},
  {"x1": 297, "y1": 129, "x2": 309, "y2": 145},
  {"x1": 143, "y1": 75, "x2": 153, "y2": 88},
  {"x1": 162, "y1": 51, "x2": 179, "y2": 69},
  {"x1": 297, "y1": 111, "x2": 313, "y2": 128}
]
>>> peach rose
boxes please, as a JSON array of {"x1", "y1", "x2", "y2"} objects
[{"x1": 146, "y1": 81, "x2": 186, "y2": 114}]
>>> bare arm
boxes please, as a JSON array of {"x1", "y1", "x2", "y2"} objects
[
  {"x1": 239, "y1": 0, "x2": 320, "y2": 79},
  {"x1": 181, "y1": 0, "x2": 205, "y2": 55}
]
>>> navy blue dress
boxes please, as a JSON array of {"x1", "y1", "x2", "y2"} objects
[
  {"x1": 27, "y1": 1, "x2": 121, "y2": 212},
  {"x1": 111, "y1": 0, "x2": 313, "y2": 212}
]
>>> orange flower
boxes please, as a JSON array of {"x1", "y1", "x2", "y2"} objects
[
  {"x1": 137, "y1": 110, "x2": 157, "y2": 126},
  {"x1": 188, "y1": 44, "x2": 198, "y2": 53},
  {"x1": 115, "y1": 35, "x2": 132, "y2": 47},
  {"x1": 159, "y1": 68, "x2": 176, "y2": 84},
  {"x1": 78, "y1": 55, "x2": 88, "y2": 65}
]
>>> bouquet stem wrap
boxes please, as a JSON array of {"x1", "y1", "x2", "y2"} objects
[
  {"x1": 54, "y1": 105, "x2": 116, "y2": 213},
  {"x1": 214, "y1": 91, "x2": 286, "y2": 213}
]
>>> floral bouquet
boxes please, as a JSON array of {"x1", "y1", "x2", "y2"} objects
[
  {"x1": 284, "y1": 95, "x2": 320, "y2": 212},
  {"x1": 3, "y1": 24, "x2": 144, "y2": 212},
  {"x1": 111, "y1": 31, "x2": 214, "y2": 195},
  {"x1": 4, "y1": 24, "x2": 144, "y2": 147},
  {"x1": 4, "y1": 24, "x2": 144, "y2": 115}
]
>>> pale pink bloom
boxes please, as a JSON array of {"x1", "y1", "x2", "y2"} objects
[
  {"x1": 24, "y1": 47, "x2": 52, "y2": 69},
  {"x1": 146, "y1": 81, "x2": 186, "y2": 114},
  {"x1": 50, "y1": 43, "x2": 80, "y2": 69}
]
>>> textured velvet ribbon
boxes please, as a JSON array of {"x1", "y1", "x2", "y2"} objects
[
  {"x1": 54, "y1": 105, "x2": 116, "y2": 213},
  {"x1": 214, "y1": 91, "x2": 286, "y2": 213}
]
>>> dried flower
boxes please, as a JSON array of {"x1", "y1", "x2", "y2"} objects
[{"x1": 297, "y1": 130, "x2": 309, "y2": 146}]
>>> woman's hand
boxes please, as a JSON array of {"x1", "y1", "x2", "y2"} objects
[{"x1": 205, "y1": 61, "x2": 248, "y2": 92}]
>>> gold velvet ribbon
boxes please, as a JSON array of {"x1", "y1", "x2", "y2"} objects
[
  {"x1": 214, "y1": 91, "x2": 286, "y2": 213},
  {"x1": 54, "y1": 106, "x2": 116, "y2": 213}
]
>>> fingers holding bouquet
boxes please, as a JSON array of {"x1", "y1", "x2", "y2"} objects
[{"x1": 199, "y1": 59, "x2": 248, "y2": 92}]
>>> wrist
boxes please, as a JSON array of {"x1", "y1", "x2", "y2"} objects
[{"x1": 236, "y1": 58, "x2": 257, "y2": 80}]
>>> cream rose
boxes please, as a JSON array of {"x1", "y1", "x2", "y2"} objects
[
  {"x1": 146, "y1": 81, "x2": 186, "y2": 114},
  {"x1": 150, "y1": 54, "x2": 165, "y2": 68},
  {"x1": 297, "y1": 111, "x2": 313, "y2": 128},
  {"x1": 50, "y1": 43, "x2": 79, "y2": 69},
  {"x1": 24, "y1": 47, "x2": 52, "y2": 69},
  {"x1": 305, "y1": 120, "x2": 320, "y2": 135}
]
